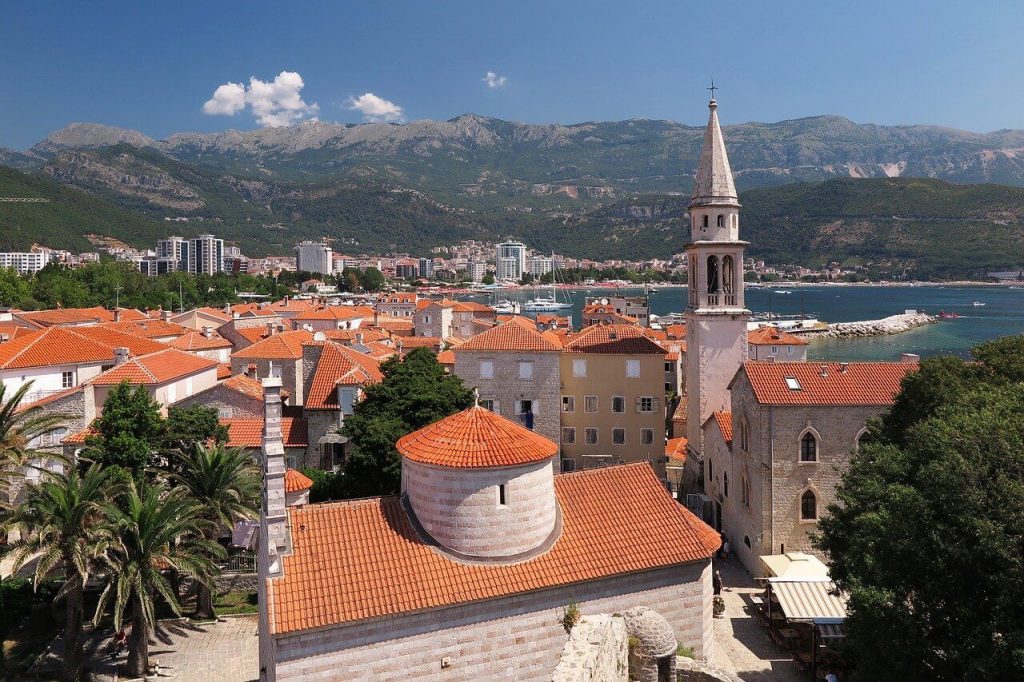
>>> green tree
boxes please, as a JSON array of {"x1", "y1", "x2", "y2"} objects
[
  {"x1": 95, "y1": 481, "x2": 223, "y2": 678},
  {"x1": 163, "y1": 405, "x2": 228, "y2": 458},
  {"x1": 481, "y1": 272, "x2": 495, "y2": 285},
  {"x1": 3, "y1": 464, "x2": 112, "y2": 681},
  {"x1": 341, "y1": 348, "x2": 473, "y2": 498},
  {"x1": 0, "y1": 267, "x2": 31, "y2": 307},
  {"x1": 84, "y1": 382, "x2": 164, "y2": 478},
  {"x1": 0, "y1": 381, "x2": 69, "y2": 501},
  {"x1": 360, "y1": 267, "x2": 385, "y2": 292},
  {"x1": 816, "y1": 337, "x2": 1024, "y2": 680},
  {"x1": 168, "y1": 444, "x2": 258, "y2": 619}
]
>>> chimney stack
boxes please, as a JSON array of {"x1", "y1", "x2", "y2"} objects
[
  {"x1": 113, "y1": 308, "x2": 121, "y2": 323},
  {"x1": 266, "y1": 321, "x2": 276, "y2": 337},
  {"x1": 258, "y1": 377, "x2": 290, "y2": 675},
  {"x1": 161, "y1": 308, "x2": 172, "y2": 322},
  {"x1": 114, "y1": 347, "x2": 130, "y2": 366},
  {"x1": 840, "y1": 362, "x2": 849, "y2": 373},
  {"x1": 819, "y1": 363, "x2": 828, "y2": 378},
  {"x1": 202, "y1": 326, "x2": 212, "y2": 338},
  {"x1": 223, "y1": 303, "x2": 232, "y2": 315},
  {"x1": 901, "y1": 353, "x2": 921, "y2": 364},
  {"x1": 355, "y1": 332, "x2": 364, "y2": 345}
]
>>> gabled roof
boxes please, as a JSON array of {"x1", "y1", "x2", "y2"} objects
[
  {"x1": 0, "y1": 323, "x2": 34, "y2": 340},
  {"x1": 220, "y1": 373, "x2": 272, "y2": 401},
  {"x1": 739, "y1": 361, "x2": 916, "y2": 406},
  {"x1": 97, "y1": 319, "x2": 189, "y2": 339},
  {"x1": 747, "y1": 326, "x2": 809, "y2": 346},
  {"x1": 456, "y1": 316, "x2": 561, "y2": 352},
  {"x1": 222, "y1": 417, "x2": 308, "y2": 448},
  {"x1": 191, "y1": 307, "x2": 234, "y2": 322},
  {"x1": 436, "y1": 350, "x2": 455, "y2": 366},
  {"x1": 395, "y1": 336, "x2": 443, "y2": 350},
  {"x1": 0, "y1": 326, "x2": 164, "y2": 370},
  {"x1": 268, "y1": 463, "x2": 719, "y2": 634},
  {"x1": 666, "y1": 436, "x2": 687, "y2": 462},
  {"x1": 452, "y1": 301, "x2": 494, "y2": 314},
  {"x1": 305, "y1": 342, "x2": 383, "y2": 410},
  {"x1": 690, "y1": 98, "x2": 738, "y2": 207},
  {"x1": 378, "y1": 293, "x2": 416, "y2": 304},
  {"x1": 169, "y1": 330, "x2": 233, "y2": 351},
  {"x1": 704, "y1": 411, "x2": 732, "y2": 447},
  {"x1": 561, "y1": 324, "x2": 666, "y2": 355},
  {"x1": 291, "y1": 306, "x2": 366, "y2": 322},
  {"x1": 232, "y1": 330, "x2": 313, "y2": 360},
  {"x1": 89, "y1": 348, "x2": 218, "y2": 385},
  {"x1": 13, "y1": 306, "x2": 116, "y2": 327},
  {"x1": 397, "y1": 406, "x2": 557, "y2": 468}
]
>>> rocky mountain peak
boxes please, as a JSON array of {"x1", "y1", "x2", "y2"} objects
[{"x1": 32, "y1": 122, "x2": 156, "y2": 155}]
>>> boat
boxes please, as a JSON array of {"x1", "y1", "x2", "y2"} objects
[
  {"x1": 774, "y1": 290, "x2": 793, "y2": 295},
  {"x1": 972, "y1": 301, "x2": 986, "y2": 307},
  {"x1": 493, "y1": 299, "x2": 521, "y2": 314},
  {"x1": 523, "y1": 251, "x2": 573, "y2": 312},
  {"x1": 937, "y1": 311, "x2": 960, "y2": 319}
]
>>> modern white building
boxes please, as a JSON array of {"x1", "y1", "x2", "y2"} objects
[
  {"x1": 467, "y1": 261, "x2": 488, "y2": 282},
  {"x1": 156, "y1": 236, "x2": 189, "y2": 271},
  {"x1": 295, "y1": 241, "x2": 333, "y2": 276},
  {"x1": 526, "y1": 255, "x2": 553, "y2": 278},
  {"x1": 495, "y1": 240, "x2": 527, "y2": 281},
  {"x1": 188, "y1": 234, "x2": 224, "y2": 275},
  {"x1": 0, "y1": 252, "x2": 54, "y2": 275}
]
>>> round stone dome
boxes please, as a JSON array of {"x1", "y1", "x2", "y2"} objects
[
  {"x1": 622, "y1": 607, "x2": 678, "y2": 659},
  {"x1": 399, "y1": 407, "x2": 559, "y2": 561}
]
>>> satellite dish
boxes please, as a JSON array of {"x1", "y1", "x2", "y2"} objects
[
  {"x1": 313, "y1": 331, "x2": 327, "y2": 341},
  {"x1": 601, "y1": 298, "x2": 609, "y2": 305}
]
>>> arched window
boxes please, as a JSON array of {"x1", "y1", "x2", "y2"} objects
[
  {"x1": 800, "y1": 432, "x2": 817, "y2": 462},
  {"x1": 739, "y1": 416, "x2": 750, "y2": 451},
  {"x1": 706, "y1": 256, "x2": 719, "y2": 294},
  {"x1": 857, "y1": 429, "x2": 870, "y2": 450},
  {"x1": 744, "y1": 535, "x2": 751, "y2": 548},
  {"x1": 717, "y1": 214, "x2": 724, "y2": 227},
  {"x1": 702, "y1": 215, "x2": 709, "y2": 228},
  {"x1": 723, "y1": 471, "x2": 729, "y2": 497},
  {"x1": 722, "y1": 255, "x2": 734, "y2": 297},
  {"x1": 801, "y1": 490, "x2": 818, "y2": 520},
  {"x1": 707, "y1": 457, "x2": 713, "y2": 485}
]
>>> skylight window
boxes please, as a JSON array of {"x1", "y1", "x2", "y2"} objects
[{"x1": 785, "y1": 376, "x2": 801, "y2": 391}]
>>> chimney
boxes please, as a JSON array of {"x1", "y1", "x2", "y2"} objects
[
  {"x1": 0, "y1": 333, "x2": 9, "y2": 343},
  {"x1": 202, "y1": 326, "x2": 212, "y2": 338},
  {"x1": 901, "y1": 353, "x2": 920, "y2": 364},
  {"x1": 355, "y1": 332, "x2": 364, "y2": 345},
  {"x1": 114, "y1": 347, "x2": 130, "y2": 366},
  {"x1": 266, "y1": 321, "x2": 276, "y2": 337},
  {"x1": 223, "y1": 303, "x2": 231, "y2": 315},
  {"x1": 246, "y1": 363, "x2": 257, "y2": 378},
  {"x1": 840, "y1": 362, "x2": 849, "y2": 373},
  {"x1": 161, "y1": 309, "x2": 172, "y2": 322},
  {"x1": 113, "y1": 308, "x2": 121, "y2": 323},
  {"x1": 819, "y1": 363, "x2": 828, "y2": 378}
]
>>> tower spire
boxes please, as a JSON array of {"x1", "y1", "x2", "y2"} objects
[{"x1": 690, "y1": 94, "x2": 738, "y2": 208}]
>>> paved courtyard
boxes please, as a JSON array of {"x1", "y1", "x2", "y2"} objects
[
  {"x1": 33, "y1": 615, "x2": 258, "y2": 681},
  {"x1": 710, "y1": 558, "x2": 803, "y2": 682}
]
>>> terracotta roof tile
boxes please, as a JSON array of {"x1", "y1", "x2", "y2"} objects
[
  {"x1": 169, "y1": 330, "x2": 233, "y2": 351},
  {"x1": 90, "y1": 348, "x2": 217, "y2": 385},
  {"x1": 285, "y1": 468, "x2": 314, "y2": 493},
  {"x1": 292, "y1": 306, "x2": 367, "y2": 322},
  {"x1": 193, "y1": 307, "x2": 234, "y2": 322},
  {"x1": 268, "y1": 462, "x2": 719, "y2": 634},
  {"x1": 97, "y1": 320, "x2": 189, "y2": 339},
  {"x1": 232, "y1": 330, "x2": 313, "y2": 360},
  {"x1": 740, "y1": 361, "x2": 916, "y2": 406},
  {"x1": 666, "y1": 437, "x2": 687, "y2": 462},
  {"x1": 221, "y1": 373, "x2": 270, "y2": 401},
  {"x1": 14, "y1": 306, "x2": 116, "y2": 327},
  {"x1": 396, "y1": 406, "x2": 558, "y2": 468},
  {"x1": 456, "y1": 316, "x2": 561, "y2": 352},
  {"x1": 562, "y1": 324, "x2": 666, "y2": 354},
  {"x1": 436, "y1": 350, "x2": 455, "y2": 366},
  {"x1": 710, "y1": 411, "x2": 732, "y2": 446},
  {"x1": 0, "y1": 326, "x2": 164, "y2": 370},
  {"x1": 747, "y1": 326, "x2": 809, "y2": 346},
  {"x1": 16, "y1": 385, "x2": 83, "y2": 413},
  {"x1": 217, "y1": 363, "x2": 232, "y2": 380},
  {"x1": 222, "y1": 417, "x2": 308, "y2": 448},
  {"x1": 305, "y1": 342, "x2": 383, "y2": 410},
  {"x1": 395, "y1": 336, "x2": 443, "y2": 350}
]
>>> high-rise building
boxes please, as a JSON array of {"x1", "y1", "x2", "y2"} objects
[
  {"x1": 0, "y1": 251, "x2": 53, "y2": 275},
  {"x1": 189, "y1": 234, "x2": 224, "y2": 275},
  {"x1": 295, "y1": 240, "x2": 333, "y2": 275},
  {"x1": 417, "y1": 257, "x2": 434, "y2": 279},
  {"x1": 156, "y1": 236, "x2": 189, "y2": 272},
  {"x1": 467, "y1": 262, "x2": 488, "y2": 282},
  {"x1": 526, "y1": 255, "x2": 553, "y2": 278},
  {"x1": 495, "y1": 240, "x2": 526, "y2": 281}
]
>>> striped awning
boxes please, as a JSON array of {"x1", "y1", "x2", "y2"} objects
[
  {"x1": 769, "y1": 579, "x2": 847, "y2": 624},
  {"x1": 816, "y1": 622, "x2": 845, "y2": 640}
]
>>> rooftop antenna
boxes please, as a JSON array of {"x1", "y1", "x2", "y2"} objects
[
  {"x1": 707, "y1": 78, "x2": 718, "y2": 101},
  {"x1": 473, "y1": 387, "x2": 480, "y2": 407}
]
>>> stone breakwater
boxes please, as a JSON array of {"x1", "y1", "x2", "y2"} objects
[{"x1": 806, "y1": 312, "x2": 936, "y2": 339}]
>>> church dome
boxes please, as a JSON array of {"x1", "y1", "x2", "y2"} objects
[{"x1": 400, "y1": 406, "x2": 559, "y2": 561}]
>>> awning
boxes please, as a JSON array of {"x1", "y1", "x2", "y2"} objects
[
  {"x1": 769, "y1": 579, "x2": 848, "y2": 624},
  {"x1": 816, "y1": 623, "x2": 845, "y2": 640},
  {"x1": 760, "y1": 552, "x2": 829, "y2": 581}
]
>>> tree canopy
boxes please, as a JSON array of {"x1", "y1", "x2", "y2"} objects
[{"x1": 816, "y1": 336, "x2": 1024, "y2": 680}]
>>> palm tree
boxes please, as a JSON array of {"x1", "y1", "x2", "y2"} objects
[
  {"x1": 169, "y1": 443, "x2": 258, "y2": 619},
  {"x1": 94, "y1": 480, "x2": 224, "y2": 678},
  {"x1": 2, "y1": 464, "x2": 112, "y2": 682},
  {"x1": 0, "y1": 381, "x2": 70, "y2": 504}
]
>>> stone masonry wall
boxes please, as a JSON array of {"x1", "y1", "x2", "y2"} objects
[
  {"x1": 175, "y1": 384, "x2": 264, "y2": 419},
  {"x1": 551, "y1": 615, "x2": 628, "y2": 682},
  {"x1": 273, "y1": 561, "x2": 712, "y2": 681}
]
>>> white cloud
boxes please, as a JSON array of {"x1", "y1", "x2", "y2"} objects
[
  {"x1": 202, "y1": 71, "x2": 318, "y2": 127},
  {"x1": 483, "y1": 71, "x2": 508, "y2": 89},
  {"x1": 346, "y1": 92, "x2": 405, "y2": 123}
]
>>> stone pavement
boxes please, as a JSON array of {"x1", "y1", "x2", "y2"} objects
[
  {"x1": 33, "y1": 615, "x2": 258, "y2": 681},
  {"x1": 710, "y1": 558, "x2": 803, "y2": 682}
]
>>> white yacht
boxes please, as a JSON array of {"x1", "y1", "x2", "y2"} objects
[{"x1": 493, "y1": 299, "x2": 521, "y2": 314}]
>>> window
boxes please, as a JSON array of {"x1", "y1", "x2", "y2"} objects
[
  {"x1": 702, "y1": 215, "x2": 709, "y2": 228},
  {"x1": 612, "y1": 428, "x2": 625, "y2": 445},
  {"x1": 269, "y1": 361, "x2": 282, "y2": 378},
  {"x1": 561, "y1": 427, "x2": 576, "y2": 444},
  {"x1": 218, "y1": 406, "x2": 232, "y2": 418},
  {"x1": 717, "y1": 214, "x2": 724, "y2": 228},
  {"x1": 664, "y1": 361, "x2": 672, "y2": 372},
  {"x1": 626, "y1": 359, "x2": 640, "y2": 378},
  {"x1": 637, "y1": 396, "x2": 656, "y2": 413},
  {"x1": 423, "y1": 315, "x2": 431, "y2": 324},
  {"x1": 785, "y1": 376, "x2": 801, "y2": 391},
  {"x1": 739, "y1": 416, "x2": 750, "y2": 451},
  {"x1": 498, "y1": 484, "x2": 507, "y2": 506},
  {"x1": 286, "y1": 455, "x2": 297, "y2": 469},
  {"x1": 480, "y1": 360, "x2": 494, "y2": 378},
  {"x1": 584, "y1": 427, "x2": 598, "y2": 445},
  {"x1": 724, "y1": 471, "x2": 729, "y2": 497},
  {"x1": 787, "y1": 345, "x2": 794, "y2": 355},
  {"x1": 516, "y1": 400, "x2": 535, "y2": 429},
  {"x1": 744, "y1": 535, "x2": 751, "y2": 548},
  {"x1": 611, "y1": 396, "x2": 625, "y2": 413},
  {"x1": 561, "y1": 395, "x2": 575, "y2": 413},
  {"x1": 800, "y1": 432, "x2": 818, "y2": 462},
  {"x1": 561, "y1": 458, "x2": 576, "y2": 473},
  {"x1": 61, "y1": 371, "x2": 74, "y2": 389},
  {"x1": 479, "y1": 399, "x2": 499, "y2": 412},
  {"x1": 741, "y1": 475, "x2": 750, "y2": 507},
  {"x1": 708, "y1": 457, "x2": 713, "y2": 483},
  {"x1": 771, "y1": 346, "x2": 778, "y2": 354},
  {"x1": 518, "y1": 361, "x2": 533, "y2": 380},
  {"x1": 584, "y1": 395, "x2": 598, "y2": 413},
  {"x1": 640, "y1": 428, "x2": 654, "y2": 445},
  {"x1": 572, "y1": 359, "x2": 587, "y2": 377},
  {"x1": 706, "y1": 256, "x2": 719, "y2": 294},
  {"x1": 801, "y1": 490, "x2": 818, "y2": 520},
  {"x1": 857, "y1": 430, "x2": 870, "y2": 450}
]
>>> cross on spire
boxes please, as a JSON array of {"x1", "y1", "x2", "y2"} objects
[{"x1": 708, "y1": 78, "x2": 718, "y2": 101}]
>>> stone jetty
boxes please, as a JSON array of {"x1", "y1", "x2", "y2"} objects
[{"x1": 806, "y1": 312, "x2": 936, "y2": 339}]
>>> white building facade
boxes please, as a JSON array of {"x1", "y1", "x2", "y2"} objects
[
  {"x1": 495, "y1": 240, "x2": 527, "y2": 281},
  {"x1": 295, "y1": 241, "x2": 333, "y2": 276},
  {"x1": 188, "y1": 234, "x2": 224, "y2": 275}
]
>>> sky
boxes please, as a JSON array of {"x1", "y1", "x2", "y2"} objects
[{"x1": 3, "y1": 0, "x2": 1023, "y2": 149}]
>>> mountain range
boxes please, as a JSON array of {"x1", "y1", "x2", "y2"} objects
[{"x1": 3, "y1": 113, "x2": 1024, "y2": 277}]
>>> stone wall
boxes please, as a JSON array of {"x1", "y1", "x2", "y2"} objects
[
  {"x1": 272, "y1": 561, "x2": 713, "y2": 680},
  {"x1": 175, "y1": 384, "x2": 264, "y2": 418},
  {"x1": 230, "y1": 358, "x2": 303, "y2": 406},
  {"x1": 551, "y1": 615, "x2": 628, "y2": 682}
]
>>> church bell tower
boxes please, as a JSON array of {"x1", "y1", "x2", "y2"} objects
[{"x1": 685, "y1": 94, "x2": 749, "y2": 462}]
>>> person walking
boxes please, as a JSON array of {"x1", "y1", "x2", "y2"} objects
[{"x1": 713, "y1": 570, "x2": 723, "y2": 596}]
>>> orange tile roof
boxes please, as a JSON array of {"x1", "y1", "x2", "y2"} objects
[
  {"x1": 711, "y1": 411, "x2": 732, "y2": 446},
  {"x1": 14, "y1": 306, "x2": 116, "y2": 327},
  {"x1": 396, "y1": 406, "x2": 558, "y2": 468},
  {"x1": 97, "y1": 319, "x2": 189, "y2": 339},
  {"x1": 739, "y1": 361, "x2": 916, "y2": 406},
  {"x1": 0, "y1": 326, "x2": 164, "y2": 370},
  {"x1": 292, "y1": 306, "x2": 367, "y2": 322},
  {"x1": 665, "y1": 324, "x2": 687, "y2": 340},
  {"x1": 562, "y1": 324, "x2": 666, "y2": 354},
  {"x1": 452, "y1": 301, "x2": 494, "y2": 313},
  {"x1": 169, "y1": 330, "x2": 233, "y2": 351},
  {"x1": 16, "y1": 385, "x2": 83, "y2": 413},
  {"x1": 456, "y1": 316, "x2": 562, "y2": 352},
  {"x1": 221, "y1": 373, "x2": 269, "y2": 401},
  {"x1": 322, "y1": 329, "x2": 389, "y2": 344},
  {"x1": 436, "y1": 350, "x2": 455, "y2": 366},
  {"x1": 747, "y1": 326, "x2": 810, "y2": 346},
  {"x1": 0, "y1": 323, "x2": 34, "y2": 340},
  {"x1": 372, "y1": 318, "x2": 415, "y2": 332},
  {"x1": 194, "y1": 307, "x2": 234, "y2": 322},
  {"x1": 395, "y1": 336, "x2": 443, "y2": 350},
  {"x1": 222, "y1": 417, "x2": 308, "y2": 448},
  {"x1": 217, "y1": 363, "x2": 232, "y2": 380},
  {"x1": 90, "y1": 348, "x2": 218, "y2": 385},
  {"x1": 233, "y1": 326, "x2": 270, "y2": 346},
  {"x1": 666, "y1": 436, "x2": 687, "y2": 462},
  {"x1": 305, "y1": 342, "x2": 383, "y2": 410},
  {"x1": 285, "y1": 468, "x2": 314, "y2": 493},
  {"x1": 378, "y1": 293, "x2": 416, "y2": 304},
  {"x1": 63, "y1": 423, "x2": 97, "y2": 445},
  {"x1": 232, "y1": 330, "x2": 313, "y2": 360},
  {"x1": 269, "y1": 462, "x2": 719, "y2": 634}
]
